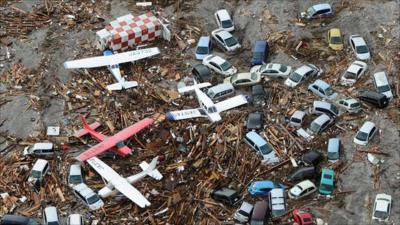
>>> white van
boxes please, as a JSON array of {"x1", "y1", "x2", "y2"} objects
[
  {"x1": 28, "y1": 159, "x2": 50, "y2": 184},
  {"x1": 23, "y1": 143, "x2": 54, "y2": 156},
  {"x1": 207, "y1": 83, "x2": 235, "y2": 100},
  {"x1": 373, "y1": 72, "x2": 393, "y2": 99}
]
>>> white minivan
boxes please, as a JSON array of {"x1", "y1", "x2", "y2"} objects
[
  {"x1": 23, "y1": 142, "x2": 54, "y2": 156},
  {"x1": 373, "y1": 72, "x2": 393, "y2": 99}
]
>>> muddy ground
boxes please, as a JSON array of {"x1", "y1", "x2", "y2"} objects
[{"x1": 0, "y1": 0, "x2": 399, "y2": 225}]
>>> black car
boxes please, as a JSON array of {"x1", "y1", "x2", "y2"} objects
[
  {"x1": 251, "y1": 84, "x2": 266, "y2": 108},
  {"x1": 287, "y1": 166, "x2": 317, "y2": 182},
  {"x1": 192, "y1": 64, "x2": 211, "y2": 83},
  {"x1": 246, "y1": 112, "x2": 263, "y2": 131},
  {"x1": 358, "y1": 90, "x2": 389, "y2": 108},
  {"x1": 300, "y1": 150, "x2": 323, "y2": 166},
  {"x1": 211, "y1": 187, "x2": 240, "y2": 205},
  {"x1": 1, "y1": 215, "x2": 39, "y2": 225}
]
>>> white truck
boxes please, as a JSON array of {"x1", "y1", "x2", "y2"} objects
[{"x1": 96, "y1": 12, "x2": 171, "y2": 52}]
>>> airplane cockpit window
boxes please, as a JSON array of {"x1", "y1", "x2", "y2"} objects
[
  {"x1": 207, "y1": 106, "x2": 217, "y2": 113},
  {"x1": 116, "y1": 141, "x2": 125, "y2": 148},
  {"x1": 111, "y1": 64, "x2": 119, "y2": 69}
]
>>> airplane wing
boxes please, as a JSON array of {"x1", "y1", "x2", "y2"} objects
[
  {"x1": 166, "y1": 108, "x2": 206, "y2": 121},
  {"x1": 214, "y1": 95, "x2": 248, "y2": 113},
  {"x1": 64, "y1": 47, "x2": 160, "y2": 69},
  {"x1": 77, "y1": 118, "x2": 154, "y2": 161},
  {"x1": 87, "y1": 157, "x2": 151, "y2": 208}
]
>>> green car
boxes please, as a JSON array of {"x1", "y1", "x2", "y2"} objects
[{"x1": 319, "y1": 168, "x2": 334, "y2": 195}]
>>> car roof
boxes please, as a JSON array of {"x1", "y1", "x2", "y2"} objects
[
  {"x1": 2, "y1": 215, "x2": 31, "y2": 225},
  {"x1": 328, "y1": 138, "x2": 340, "y2": 153},
  {"x1": 359, "y1": 90, "x2": 386, "y2": 99},
  {"x1": 313, "y1": 114, "x2": 331, "y2": 124},
  {"x1": 44, "y1": 206, "x2": 58, "y2": 222},
  {"x1": 235, "y1": 72, "x2": 252, "y2": 80},
  {"x1": 266, "y1": 63, "x2": 282, "y2": 70},
  {"x1": 253, "y1": 180, "x2": 276, "y2": 189},
  {"x1": 32, "y1": 159, "x2": 49, "y2": 171},
  {"x1": 359, "y1": 121, "x2": 375, "y2": 133},
  {"x1": 295, "y1": 65, "x2": 313, "y2": 75},
  {"x1": 198, "y1": 36, "x2": 210, "y2": 47},
  {"x1": 214, "y1": 187, "x2": 237, "y2": 196},
  {"x1": 239, "y1": 201, "x2": 254, "y2": 212},
  {"x1": 68, "y1": 214, "x2": 82, "y2": 223},
  {"x1": 321, "y1": 168, "x2": 335, "y2": 180},
  {"x1": 31, "y1": 142, "x2": 53, "y2": 150},
  {"x1": 373, "y1": 71, "x2": 389, "y2": 85},
  {"x1": 74, "y1": 183, "x2": 95, "y2": 197},
  {"x1": 246, "y1": 131, "x2": 267, "y2": 146},
  {"x1": 208, "y1": 83, "x2": 233, "y2": 93},
  {"x1": 343, "y1": 98, "x2": 358, "y2": 104},
  {"x1": 193, "y1": 64, "x2": 210, "y2": 75},
  {"x1": 210, "y1": 55, "x2": 226, "y2": 64},
  {"x1": 69, "y1": 164, "x2": 82, "y2": 175},
  {"x1": 375, "y1": 194, "x2": 391, "y2": 211},
  {"x1": 351, "y1": 35, "x2": 367, "y2": 46},
  {"x1": 312, "y1": 3, "x2": 332, "y2": 11},
  {"x1": 253, "y1": 40, "x2": 267, "y2": 52},
  {"x1": 347, "y1": 63, "x2": 363, "y2": 73},
  {"x1": 313, "y1": 100, "x2": 332, "y2": 109},
  {"x1": 215, "y1": 29, "x2": 233, "y2": 39},
  {"x1": 292, "y1": 110, "x2": 306, "y2": 119},
  {"x1": 252, "y1": 84, "x2": 265, "y2": 95},
  {"x1": 329, "y1": 28, "x2": 341, "y2": 36},
  {"x1": 252, "y1": 201, "x2": 268, "y2": 219},
  {"x1": 312, "y1": 79, "x2": 330, "y2": 90},
  {"x1": 297, "y1": 180, "x2": 315, "y2": 189},
  {"x1": 216, "y1": 9, "x2": 231, "y2": 21}
]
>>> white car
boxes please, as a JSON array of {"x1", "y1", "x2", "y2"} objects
[
  {"x1": 211, "y1": 28, "x2": 241, "y2": 52},
  {"x1": 340, "y1": 61, "x2": 367, "y2": 86},
  {"x1": 214, "y1": 9, "x2": 234, "y2": 31},
  {"x1": 202, "y1": 55, "x2": 237, "y2": 76},
  {"x1": 73, "y1": 183, "x2": 104, "y2": 210},
  {"x1": 373, "y1": 71, "x2": 393, "y2": 99},
  {"x1": 284, "y1": 64, "x2": 322, "y2": 88},
  {"x1": 224, "y1": 72, "x2": 261, "y2": 87},
  {"x1": 288, "y1": 180, "x2": 317, "y2": 200},
  {"x1": 349, "y1": 35, "x2": 370, "y2": 60},
  {"x1": 354, "y1": 121, "x2": 377, "y2": 145},
  {"x1": 250, "y1": 63, "x2": 292, "y2": 78},
  {"x1": 43, "y1": 206, "x2": 61, "y2": 225},
  {"x1": 372, "y1": 193, "x2": 392, "y2": 222},
  {"x1": 336, "y1": 98, "x2": 361, "y2": 113},
  {"x1": 67, "y1": 214, "x2": 84, "y2": 225},
  {"x1": 234, "y1": 201, "x2": 253, "y2": 223}
]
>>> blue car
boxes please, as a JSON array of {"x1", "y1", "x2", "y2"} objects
[
  {"x1": 308, "y1": 79, "x2": 338, "y2": 100},
  {"x1": 251, "y1": 40, "x2": 269, "y2": 66},
  {"x1": 248, "y1": 180, "x2": 285, "y2": 197},
  {"x1": 195, "y1": 36, "x2": 212, "y2": 60}
]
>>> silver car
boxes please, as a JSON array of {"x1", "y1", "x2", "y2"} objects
[
  {"x1": 73, "y1": 183, "x2": 104, "y2": 210},
  {"x1": 211, "y1": 28, "x2": 241, "y2": 52},
  {"x1": 234, "y1": 201, "x2": 253, "y2": 223},
  {"x1": 284, "y1": 64, "x2": 322, "y2": 88},
  {"x1": 372, "y1": 193, "x2": 392, "y2": 222},
  {"x1": 202, "y1": 55, "x2": 237, "y2": 77}
]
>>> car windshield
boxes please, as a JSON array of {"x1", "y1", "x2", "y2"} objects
[
  {"x1": 69, "y1": 175, "x2": 83, "y2": 184},
  {"x1": 377, "y1": 85, "x2": 391, "y2": 93},
  {"x1": 374, "y1": 210, "x2": 388, "y2": 219},
  {"x1": 87, "y1": 194, "x2": 100, "y2": 205},
  {"x1": 238, "y1": 209, "x2": 250, "y2": 217},
  {"x1": 260, "y1": 144, "x2": 273, "y2": 155},
  {"x1": 309, "y1": 122, "x2": 321, "y2": 133},
  {"x1": 220, "y1": 61, "x2": 232, "y2": 71},
  {"x1": 356, "y1": 45, "x2": 369, "y2": 54},
  {"x1": 344, "y1": 71, "x2": 357, "y2": 79},
  {"x1": 330, "y1": 105, "x2": 339, "y2": 115},
  {"x1": 221, "y1": 20, "x2": 233, "y2": 28},
  {"x1": 291, "y1": 117, "x2": 301, "y2": 123},
  {"x1": 350, "y1": 102, "x2": 360, "y2": 108},
  {"x1": 307, "y1": 7, "x2": 316, "y2": 16},
  {"x1": 32, "y1": 170, "x2": 41, "y2": 178},
  {"x1": 356, "y1": 131, "x2": 368, "y2": 141},
  {"x1": 196, "y1": 46, "x2": 209, "y2": 54},
  {"x1": 331, "y1": 36, "x2": 342, "y2": 44},
  {"x1": 289, "y1": 72, "x2": 303, "y2": 82},
  {"x1": 328, "y1": 152, "x2": 339, "y2": 159},
  {"x1": 320, "y1": 183, "x2": 333, "y2": 191},
  {"x1": 251, "y1": 72, "x2": 258, "y2": 80},
  {"x1": 225, "y1": 37, "x2": 238, "y2": 47},
  {"x1": 325, "y1": 87, "x2": 334, "y2": 96},
  {"x1": 279, "y1": 65, "x2": 288, "y2": 72}
]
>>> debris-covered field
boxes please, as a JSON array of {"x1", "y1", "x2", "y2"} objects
[{"x1": 0, "y1": 0, "x2": 399, "y2": 225}]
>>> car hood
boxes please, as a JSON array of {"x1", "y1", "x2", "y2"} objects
[
  {"x1": 356, "y1": 52, "x2": 370, "y2": 60},
  {"x1": 195, "y1": 53, "x2": 207, "y2": 60},
  {"x1": 250, "y1": 65, "x2": 262, "y2": 73},
  {"x1": 284, "y1": 78, "x2": 298, "y2": 88}
]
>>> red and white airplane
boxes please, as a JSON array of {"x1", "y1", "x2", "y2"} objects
[{"x1": 74, "y1": 115, "x2": 153, "y2": 161}]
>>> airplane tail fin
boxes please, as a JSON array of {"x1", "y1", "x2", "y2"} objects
[
  {"x1": 139, "y1": 156, "x2": 163, "y2": 180},
  {"x1": 177, "y1": 82, "x2": 211, "y2": 94},
  {"x1": 107, "y1": 80, "x2": 138, "y2": 91},
  {"x1": 73, "y1": 115, "x2": 102, "y2": 138}
]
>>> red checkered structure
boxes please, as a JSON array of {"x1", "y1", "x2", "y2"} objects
[{"x1": 96, "y1": 12, "x2": 161, "y2": 52}]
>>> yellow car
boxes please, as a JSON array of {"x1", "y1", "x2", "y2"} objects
[{"x1": 327, "y1": 28, "x2": 343, "y2": 50}]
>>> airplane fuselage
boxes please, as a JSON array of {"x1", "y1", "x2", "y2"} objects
[{"x1": 194, "y1": 88, "x2": 222, "y2": 122}]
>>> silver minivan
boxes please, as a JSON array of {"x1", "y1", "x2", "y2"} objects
[
  {"x1": 68, "y1": 164, "x2": 84, "y2": 187},
  {"x1": 207, "y1": 83, "x2": 234, "y2": 100},
  {"x1": 373, "y1": 72, "x2": 393, "y2": 99},
  {"x1": 23, "y1": 143, "x2": 54, "y2": 156}
]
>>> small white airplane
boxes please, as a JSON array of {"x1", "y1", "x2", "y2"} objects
[
  {"x1": 87, "y1": 156, "x2": 162, "y2": 208},
  {"x1": 63, "y1": 47, "x2": 160, "y2": 91},
  {"x1": 166, "y1": 81, "x2": 248, "y2": 122}
]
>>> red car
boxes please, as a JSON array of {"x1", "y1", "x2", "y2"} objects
[{"x1": 292, "y1": 209, "x2": 315, "y2": 225}]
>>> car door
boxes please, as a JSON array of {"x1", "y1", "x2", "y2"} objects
[
  {"x1": 368, "y1": 127, "x2": 376, "y2": 141},
  {"x1": 356, "y1": 68, "x2": 362, "y2": 79},
  {"x1": 209, "y1": 62, "x2": 220, "y2": 72},
  {"x1": 350, "y1": 39, "x2": 355, "y2": 50},
  {"x1": 215, "y1": 35, "x2": 224, "y2": 48}
]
